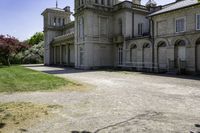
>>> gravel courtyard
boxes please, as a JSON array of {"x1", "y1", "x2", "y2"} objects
[{"x1": 0, "y1": 65, "x2": 200, "y2": 133}]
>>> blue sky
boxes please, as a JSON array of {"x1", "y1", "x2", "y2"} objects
[{"x1": 0, "y1": 0, "x2": 174, "y2": 41}]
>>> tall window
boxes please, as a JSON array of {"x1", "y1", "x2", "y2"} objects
[
  {"x1": 101, "y1": 0, "x2": 104, "y2": 5},
  {"x1": 54, "y1": 17, "x2": 57, "y2": 26},
  {"x1": 176, "y1": 17, "x2": 186, "y2": 33},
  {"x1": 107, "y1": 0, "x2": 111, "y2": 6},
  {"x1": 79, "y1": 17, "x2": 84, "y2": 38},
  {"x1": 119, "y1": 19, "x2": 123, "y2": 35},
  {"x1": 95, "y1": 0, "x2": 98, "y2": 4},
  {"x1": 100, "y1": 17, "x2": 108, "y2": 37},
  {"x1": 58, "y1": 18, "x2": 61, "y2": 26},
  {"x1": 138, "y1": 23, "x2": 143, "y2": 36},
  {"x1": 197, "y1": 14, "x2": 200, "y2": 30},
  {"x1": 62, "y1": 18, "x2": 65, "y2": 26}
]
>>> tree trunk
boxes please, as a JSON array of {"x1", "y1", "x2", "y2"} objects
[{"x1": 6, "y1": 56, "x2": 10, "y2": 66}]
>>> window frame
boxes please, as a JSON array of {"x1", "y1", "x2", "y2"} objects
[
  {"x1": 138, "y1": 23, "x2": 143, "y2": 36},
  {"x1": 175, "y1": 17, "x2": 186, "y2": 33},
  {"x1": 101, "y1": 0, "x2": 105, "y2": 5},
  {"x1": 196, "y1": 14, "x2": 200, "y2": 30}
]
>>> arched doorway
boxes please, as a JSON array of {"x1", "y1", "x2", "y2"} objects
[
  {"x1": 157, "y1": 42, "x2": 167, "y2": 69},
  {"x1": 174, "y1": 40, "x2": 186, "y2": 68},
  {"x1": 130, "y1": 44, "x2": 137, "y2": 67},
  {"x1": 143, "y1": 43, "x2": 151, "y2": 69},
  {"x1": 196, "y1": 38, "x2": 200, "y2": 72}
]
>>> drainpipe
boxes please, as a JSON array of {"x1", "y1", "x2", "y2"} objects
[
  {"x1": 151, "y1": 18, "x2": 155, "y2": 72},
  {"x1": 132, "y1": 11, "x2": 135, "y2": 38}
]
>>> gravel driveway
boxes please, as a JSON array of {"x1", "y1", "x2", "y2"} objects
[{"x1": 0, "y1": 64, "x2": 200, "y2": 133}]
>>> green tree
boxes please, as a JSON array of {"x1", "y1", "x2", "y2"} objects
[{"x1": 28, "y1": 32, "x2": 44, "y2": 45}]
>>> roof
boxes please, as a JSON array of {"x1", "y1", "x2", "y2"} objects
[
  {"x1": 46, "y1": 7, "x2": 65, "y2": 11},
  {"x1": 149, "y1": 0, "x2": 200, "y2": 17},
  {"x1": 41, "y1": 7, "x2": 66, "y2": 15}
]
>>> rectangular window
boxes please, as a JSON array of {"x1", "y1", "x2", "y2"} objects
[
  {"x1": 100, "y1": 17, "x2": 108, "y2": 37},
  {"x1": 196, "y1": 14, "x2": 200, "y2": 30},
  {"x1": 95, "y1": 0, "x2": 98, "y2": 4},
  {"x1": 54, "y1": 17, "x2": 56, "y2": 26},
  {"x1": 58, "y1": 18, "x2": 61, "y2": 26},
  {"x1": 101, "y1": 0, "x2": 104, "y2": 5},
  {"x1": 107, "y1": 0, "x2": 111, "y2": 6},
  {"x1": 62, "y1": 18, "x2": 65, "y2": 26},
  {"x1": 79, "y1": 18, "x2": 84, "y2": 39},
  {"x1": 175, "y1": 17, "x2": 185, "y2": 33},
  {"x1": 138, "y1": 23, "x2": 143, "y2": 36}
]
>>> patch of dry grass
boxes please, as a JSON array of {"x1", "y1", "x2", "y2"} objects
[{"x1": 0, "y1": 102, "x2": 62, "y2": 133}]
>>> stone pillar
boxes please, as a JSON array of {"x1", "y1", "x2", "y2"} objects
[
  {"x1": 154, "y1": 45, "x2": 158, "y2": 71},
  {"x1": 53, "y1": 47, "x2": 56, "y2": 64},
  {"x1": 60, "y1": 45, "x2": 62, "y2": 65},
  {"x1": 123, "y1": 40, "x2": 126, "y2": 66}
]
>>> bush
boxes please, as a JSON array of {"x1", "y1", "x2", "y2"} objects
[{"x1": 22, "y1": 41, "x2": 44, "y2": 64}]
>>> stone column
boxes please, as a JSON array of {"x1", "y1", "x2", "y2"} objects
[
  {"x1": 123, "y1": 40, "x2": 126, "y2": 66},
  {"x1": 60, "y1": 45, "x2": 62, "y2": 65},
  {"x1": 53, "y1": 47, "x2": 56, "y2": 64}
]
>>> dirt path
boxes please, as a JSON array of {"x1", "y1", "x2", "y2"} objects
[{"x1": 0, "y1": 64, "x2": 200, "y2": 133}]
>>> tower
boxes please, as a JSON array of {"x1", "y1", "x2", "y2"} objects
[
  {"x1": 74, "y1": 0, "x2": 114, "y2": 69},
  {"x1": 42, "y1": 5, "x2": 71, "y2": 65}
]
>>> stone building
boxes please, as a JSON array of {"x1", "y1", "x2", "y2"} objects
[{"x1": 42, "y1": 0, "x2": 200, "y2": 74}]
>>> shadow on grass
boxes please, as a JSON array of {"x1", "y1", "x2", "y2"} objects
[
  {"x1": 0, "y1": 65, "x2": 8, "y2": 68},
  {"x1": 0, "y1": 123, "x2": 6, "y2": 129}
]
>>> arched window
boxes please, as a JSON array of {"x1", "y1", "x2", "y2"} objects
[
  {"x1": 130, "y1": 44, "x2": 137, "y2": 49},
  {"x1": 130, "y1": 44, "x2": 137, "y2": 63},
  {"x1": 196, "y1": 38, "x2": 200, "y2": 45},
  {"x1": 158, "y1": 41, "x2": 166, "y2": 47},
  {"x1": 175, "y1": 40, "x2": 186, "y2": 46},
  {"x1": 143, "y1": 43, "x2": 151, "y2": 48}
]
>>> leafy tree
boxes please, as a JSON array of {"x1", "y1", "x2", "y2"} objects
[
  {"x1": 0, "y1": 35, "x2": 27, "y2": 66},
  {"x1": 28, "y1": 32, "x2": 44, "y2": 45}
]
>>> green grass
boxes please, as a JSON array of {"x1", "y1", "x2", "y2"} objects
[{"x1": 0, "y1": 66, "x2": 76, "y2": 92}]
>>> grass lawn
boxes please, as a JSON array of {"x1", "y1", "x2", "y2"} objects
[{"x1": 0, "y1": 66, "x2": 77, "y2": 92}]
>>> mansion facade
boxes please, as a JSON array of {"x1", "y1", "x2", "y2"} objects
[{"x1": 42, "y1": 0, "x2": 200, "y2": 74}]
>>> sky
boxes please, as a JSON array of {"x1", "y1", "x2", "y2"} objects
[{"x1": 0, "y1": 0, "x2": 174, "y2": 41}]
